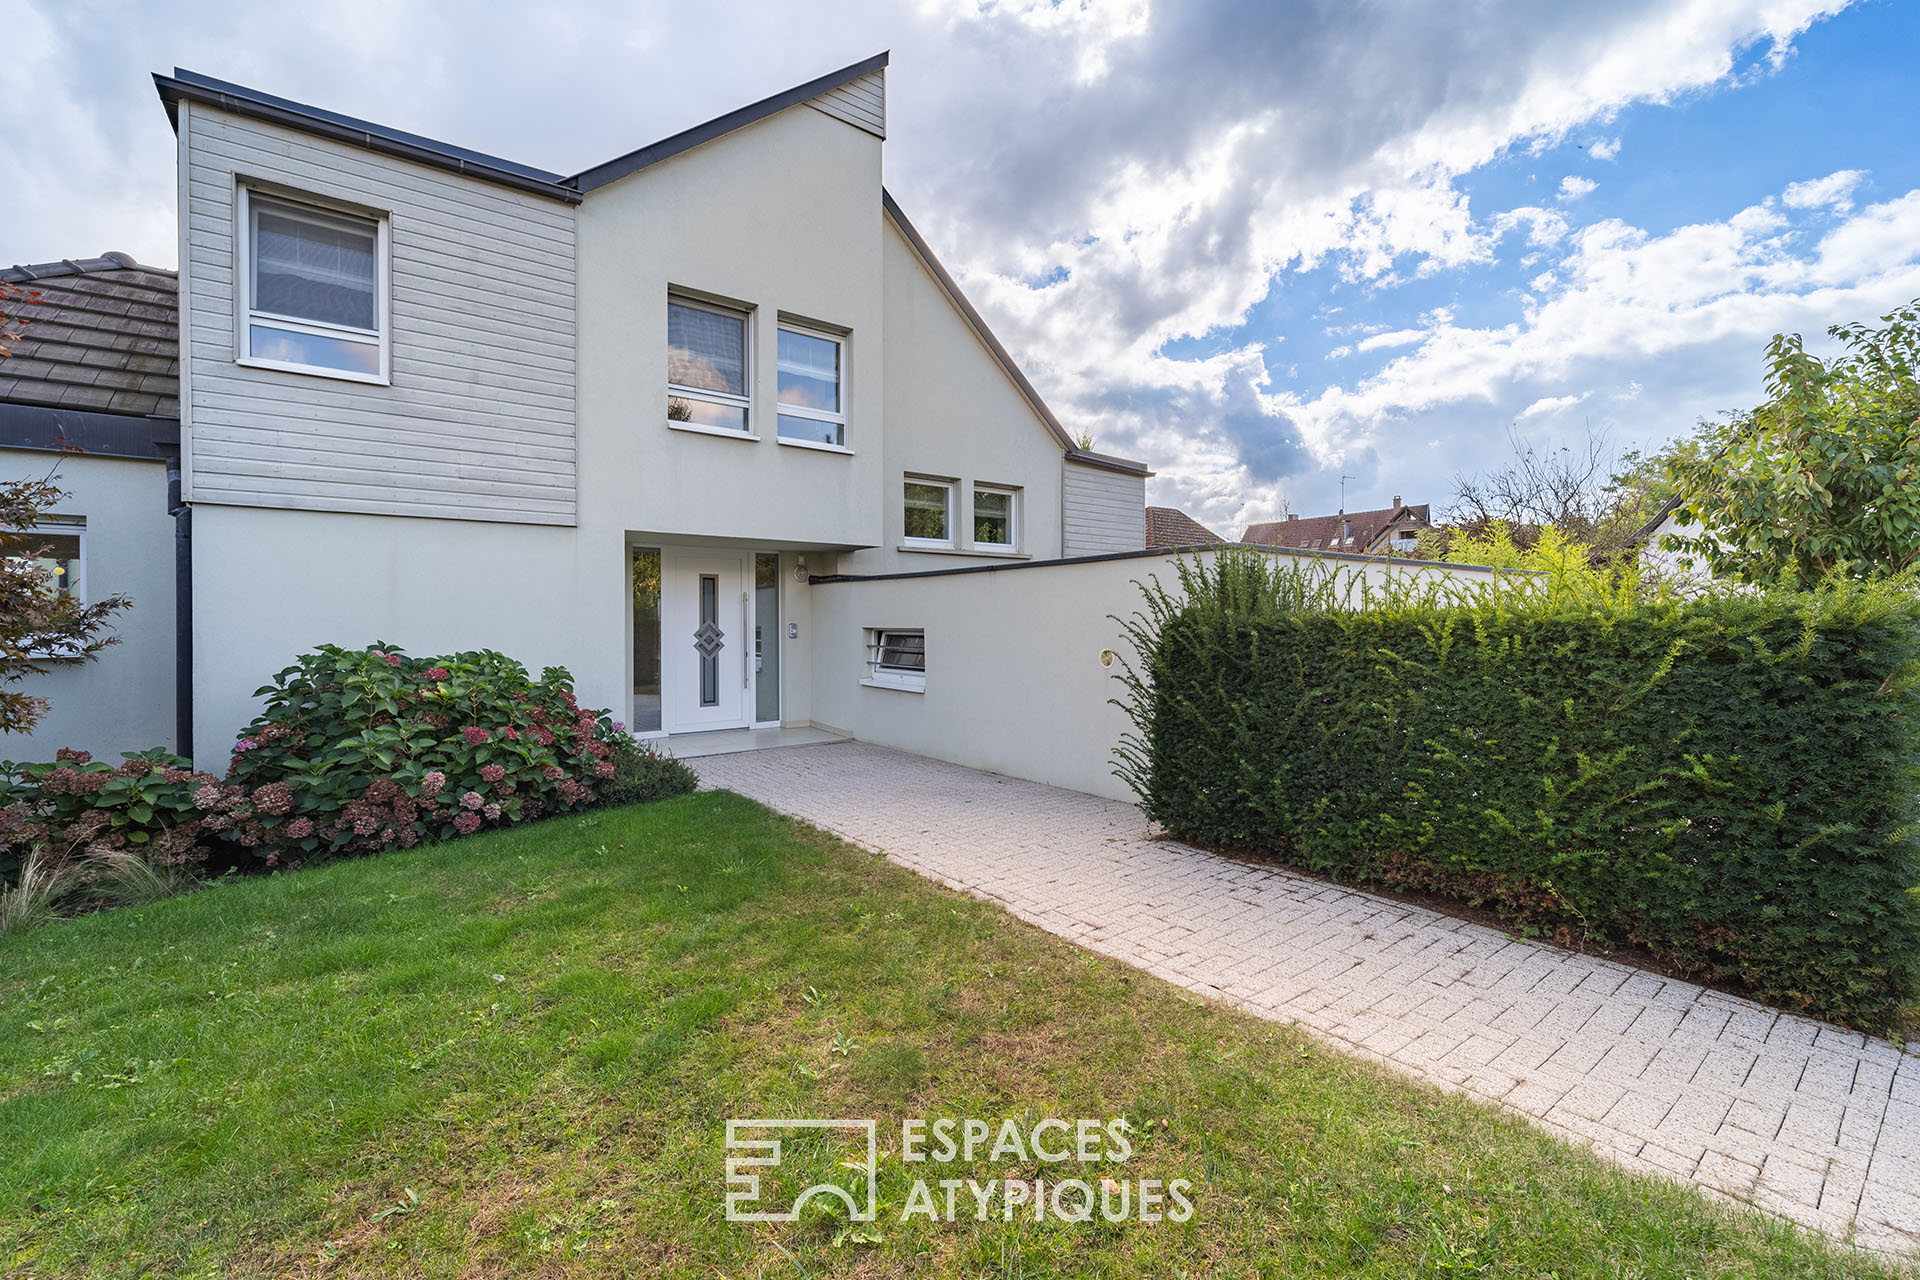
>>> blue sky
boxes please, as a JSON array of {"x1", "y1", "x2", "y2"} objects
[{"x1": 10, "y1": 0, "x2": 1919, "y2": 531}]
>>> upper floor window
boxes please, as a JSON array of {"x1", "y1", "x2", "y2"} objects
[
  {"x1": 903, "y1": 478, "x2": 953, "y2": 548},
  {"x1": 776, "y1": 324, "x2": 845, "y2": 448},
  {"x1": 240, "y1": 189, "x2": 386, "y2": 382},
  {"x1": 668, "y1": 298, "x2": 751, "y2": 435},
  {"x1": 972, "y1": 485, "x2": 1018, "y2": 550}
]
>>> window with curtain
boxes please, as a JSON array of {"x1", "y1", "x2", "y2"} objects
[
  {"x1": 244, "y1": 190, "x2": 384, "y2": 379},
  {"x1": 668, "y1": 299, "x2": 751, "y2": 433}
]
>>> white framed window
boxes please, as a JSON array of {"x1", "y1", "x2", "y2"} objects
[
  {"x1": 863, "y1": 628, "x2": 925, "y2": 693},
  {"x1": 776, "y1": 322, "x2": 846, "y2": 449},
  {"x1": 15, "y1": 518, "x2": 86, "y2": 659},
  {"x1": 971, "y1": 484, "x2": 1019, "y2": 550},
  {"x1": 903, "y1": 478, "x2": 954, "y2": 548},
  {"x1": 668, "y1": 296, "x2": 753, "y2": 436},
  {"x1": 238, "y1": 187, "x2": 388, "y2": 383}
]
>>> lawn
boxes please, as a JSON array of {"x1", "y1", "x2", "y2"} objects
[{"x1": 0, "y1": 791, "x2": 1899, "y2": 1278}]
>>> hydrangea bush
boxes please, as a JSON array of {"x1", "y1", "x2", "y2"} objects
[
  {"x1": 221, "y1": 644, "x2": 625, "y2": 866},
  {"x1": 0, "y1": 747, "x2": 222, "y2": 888}
]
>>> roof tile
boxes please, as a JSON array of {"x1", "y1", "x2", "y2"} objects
[{"x1": 1, "y1": 254, "x2": 178, "y2": 419}]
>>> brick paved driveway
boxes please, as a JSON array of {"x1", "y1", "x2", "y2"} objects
[{"x1": 695, "y1": 741, "x2": 1920, "y2": 1256}]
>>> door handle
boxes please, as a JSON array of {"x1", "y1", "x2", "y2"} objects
[{"x1": 743, "y1": 591, "x2": 751, "y2": 689}]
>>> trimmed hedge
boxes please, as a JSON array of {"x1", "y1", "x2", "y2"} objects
[{"x1": 1115, "y1": 552, "x2": 1920, "y2": 1031}]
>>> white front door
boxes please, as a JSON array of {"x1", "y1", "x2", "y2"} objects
[{"x1": 662, "y1": 551, "x2": 751, "y2": 732}]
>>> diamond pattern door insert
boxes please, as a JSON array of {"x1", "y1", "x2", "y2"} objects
[{"x1": 694, "y1": 619, "x2": 726, "y2": 658}]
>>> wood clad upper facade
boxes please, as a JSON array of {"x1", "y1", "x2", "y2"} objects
[
  {"x1": 806, "y1": 71, "x2": 885, "y2": 138},
  {"x1": 178, "y1": 102, "x2": 579, "y2": 525}
]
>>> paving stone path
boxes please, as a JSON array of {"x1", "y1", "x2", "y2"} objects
[{"x1": 695, "y1": 741, "x2": 1920, "y2": 1256}]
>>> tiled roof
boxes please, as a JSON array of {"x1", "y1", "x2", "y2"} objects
[
  {"x1": 0, "y1": 253, "x2": 179, "y2": 419},
  {"x1": 1146, "y1": 506, "x2": 1224, "y2": 548},
  {"x1": 1242, "y1": 503, "x2": 1431, "y2": 552}
]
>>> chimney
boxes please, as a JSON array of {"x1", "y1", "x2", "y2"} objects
[
  {"x1": 1286, "y1": 513, "x2": 1298, "y2": 521},
  {"x1": 1393, "y1": 494, "x2": 1401, "y2": 506}
]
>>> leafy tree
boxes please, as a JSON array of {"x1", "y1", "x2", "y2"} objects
[
  {"x1": 1664, "y1": 300, "x2": 1920, "y2": 587},
  {"x1": 1439, "y1": 423, "x2": 1678, "y2": 560},
  {"x1": 0, "y1": 476, "x2": 131, "y2": 734}
]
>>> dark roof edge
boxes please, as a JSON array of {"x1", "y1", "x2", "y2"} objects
[
  {"x1": 3, "y1": 252, "x2": 173, "y2": 284},
  {"x1": 569, "y1": 52, "x2": 890, "y2": 193},
  {"x1": 1629, "y1": 493, "x2": 1685, "y2": 546},
  {"x1": 882, "y1": 189, "x2": 1152, "y2": 478},
  {"x1": 810, "y1": 541, "x2": 1506, "y2": 585},
  {"x1": 153, "y1": 71, "x2": 581, "y2": 205},
  {"x1": 0, "y1": 403, "x2": 179, "y2": 461}
]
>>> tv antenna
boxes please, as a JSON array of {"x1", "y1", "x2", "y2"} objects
[{"x1": 1339, "y1": 475, "x2": 1356, "y2": 511}]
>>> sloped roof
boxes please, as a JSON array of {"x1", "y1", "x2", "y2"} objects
[
  {"x1": 0, "y1": 253, "x2": 178, "y2": 419},
  {"x1": 1242, "y1": 503, "x2": 1430, "y2": 552},
  {"x1": 1146, "y1": 506, "x2": 1223, "y2": 548},
  {"x1": 570, "y1": 53, "x2": 889, "y2": 192},
  {"x1": 155, "y1": 69, "x2": 578, "y2": 203}
]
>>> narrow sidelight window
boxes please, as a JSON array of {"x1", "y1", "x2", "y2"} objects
[{"x1": 631, "y1": 546, "x2": 661, "y2": 733}]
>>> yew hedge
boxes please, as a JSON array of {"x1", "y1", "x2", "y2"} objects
[{"x1": 1115, "y1": 553, "x2": 1920, "y2": 1031}]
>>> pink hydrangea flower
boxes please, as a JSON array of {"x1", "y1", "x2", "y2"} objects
[
  {"x1": 453, "y1": 811, "x2": 481, "y2": 835},
  {"x1": 424, "y1": 667, "x2": 450, "y2": 681},
  {"x1": 192, "y1": 783, "x2": 224, "y2": 811},
  {"x1": 233, "y1": 738, "x2": 259, "y2": 753},
  {"x1": 460, "y1": 790, "x2": 485, "y2": 811},
  {"x1": 594, "y1": 760, "x2": 615, "y2": 779},
  {"x1": 462, "y1": 726, "x2": 490, "y2": 745},
  {"x1": 611, "y1": 721, "x2": 625, "y2": 734},
  {"x1": 285, "y1": 816, "x2": 314, "y2": 839},
  {"x1": 420, "y1": 770, "x2": 446, "y2": 797},
  {"x1": 482, "y1": 802, "x2": 501, "y2": 821},
  {"x1": 479, "y1": 764, "x2": 506, "y2": 784},
  {"x1": 385, "y1": 653, "x2": 403, "y2": 667}
]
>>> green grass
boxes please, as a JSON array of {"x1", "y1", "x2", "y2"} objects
[{"x1": 0, "y1": 792, "x2": 1901, "y2": 1278}]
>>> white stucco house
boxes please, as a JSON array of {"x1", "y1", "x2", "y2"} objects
[{"x1": 2, "y1": 55, "x2": 1488, "y2": 801}]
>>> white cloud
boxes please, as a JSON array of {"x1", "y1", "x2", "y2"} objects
[
  {"x1": 1559, "y1": 175, "x2": 1599, "y2": 200},
  {"x1": 1518, "y1": 392, "x2": 1588, "y2": 419},
  {"x1": 1782, "y1": 168, "x2": 1867, "y2": 211},
  {"x1": 1355, "y1": 328, "x2": 1428, "y2": 353},
  {"x1": 1590, "y1": 136, "x2": 1623, "y2": 160}
]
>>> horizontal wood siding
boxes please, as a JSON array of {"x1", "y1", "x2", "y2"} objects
[
  {"x1": 1062, "y1": 462, "x2": 1145, "y2": 556},
  {"x1": 182, "y1": 105, "x2": 578, "y2": 525},
  {"x1": 807, "y1": 71, "x2": 885, "y2": 138}
]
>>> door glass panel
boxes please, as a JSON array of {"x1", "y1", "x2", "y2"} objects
[
  {"x1": 696, "y1": 574, "x2": 721, "y2": 707},
  {"x1": 755, "y1": 553, "x2": 780, "y2": 723},
  {"x1": 630, "y1": 547, "x2": 661, "y2": 732}
]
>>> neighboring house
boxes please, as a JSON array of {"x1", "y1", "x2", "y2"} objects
[
  {"x1": 1631, "y1": 494, "x2": 1713, "y2": 587},
  {"x1": 1145, "y1": 506, "x2": 1224, "y2": 549},
  {"x1": 1241, "y1": 499, "x2": 1431, "y2": 555},
  {"x1": 0, "y1": 253, "x2": 183, "y2": 760}
]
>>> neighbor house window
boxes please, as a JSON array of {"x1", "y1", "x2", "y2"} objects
[
  {"x1": 776, "y1": 324, "x2": 845, "y2": 447},
  {"x1": 972, "y1": 485, "x2": 1018, "y2": 550},
  {"x1": 903, "y1": 479, "x2": 953, "y2": 548},
  {"x1": 667, "y1": 297, "x2": 751, "y2": 434},
  {"x1": 864, "y1": 628, "x2": 925, "y2": 692},
  {"x1": 240, "y1": 188, "x2": 386, "y2": 380}
]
